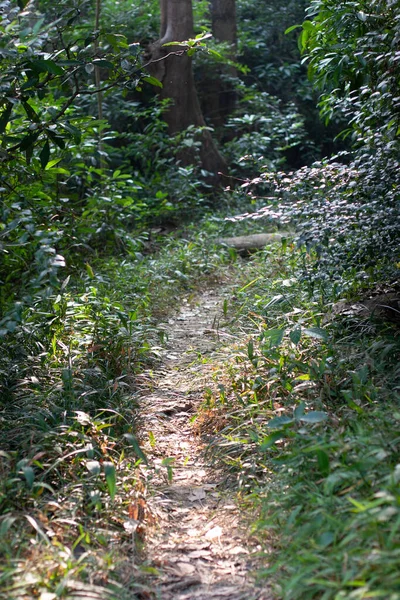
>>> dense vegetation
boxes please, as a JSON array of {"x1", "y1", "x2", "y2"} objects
[{"x1": 0, "y1": 0, "x2": 399, "y2": 598}]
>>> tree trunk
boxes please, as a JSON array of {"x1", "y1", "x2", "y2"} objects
[
  {"x1": 211, "y1": 0, "x2": 237, "y2": 48},
  {"x1": 205, "y1": 0, "x2": 237, "y2": 128},
  {"x1": 147, "y1": 0, "x2": 227, "y2": 178}
]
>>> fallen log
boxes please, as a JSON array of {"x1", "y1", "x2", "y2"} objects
[{"x1": 217, "y1": 232, "x2": 290, "y2": 253}]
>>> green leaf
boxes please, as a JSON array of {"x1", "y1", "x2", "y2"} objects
[
  {"x1": 299, "y1": 29, "x2": 309, "y2": 52},
  {"x1": 299, "y1": 411, "x2": 328, "y2": 424},
  {"x1": 316, "y1": 449, "x2": 330, "y2": 476},
  {"x1": 0, "y1": 515, "x2": 17, "y2": 537},
  {"x1": 247, "y1": 340, "x2": 254, "y2": 360},
  {"x1": 105, "y1": 33, "x2": 129, "y2": 49},
  {"x1": 85, "y1": 263, "x2": 95, "y2": 278},
  {"x1": 194, "y1": 32, "x2": 212, "y2": 42},
  {"x1": 22, "y1": 466, "x2": 35, "y2": 489},
  {"x1": 39, "y1": 140, "x2": 50, "y2": 169},
  {"x1": 92, "y1": 59, "x2": 114, "y2": 69},
  {"x1": 46, "y1": 167, "x2": 70, "y2": 175},
  {"x1": 25, "y1": 143, "x2": 34, "y2": 165},
  {"x1": 30, "y1": 59, "x2": 65, "y2": 76},
  {"x1": 22, "y1": 101, "x2": 39, "y2": 122},
  {"x1": 317, "y1": 531, "x2": 334, "y2": 547},
  {"x1": 58, "y1": 59, "x2": 82, "y2": 67},
  {"x1": 48, "y1": 133, "x2": 65, "y2": 149},
  {"x1": 289, "y1": 328, "x2": 301, "y2": 344},
  {"x1": 303, "y1": 327, "x2": 328, "y2": 341},
  {"x1": 163, "y1": 40, "x2": 187, "y2": 48},
  {"x1": 123, "y1": 433, "x2": 148, "y2": 464},
  {"x1": 148, "y1": 431, "x2": 156, "y2": 448},
  {"x1": 302, "y1": 20, "x2": 315, "y2": 32},
  {"x1": 45, "y1": 158, "x2": 62, "y2": 170},
  {"x1": 259, "y1": 431, "x2": 285, "y2": 450},
  {"x1": 342, "y1": 390, "x2": 364, "y2": 414},
  {"x1": 0, "y1": 102, "x2": 12, "y2": 134},
  {"x1": 142, "y1": 75, "x2": 163, "y2": 88},
  {"x1": 296, "y1": 373, "x2": 310, "y2": 381},
  {"x1": 161, "y1": 457, "x2": 175, "y2": 483},
  {"x1": 267, "y1": 415, "x2": 294, "y2": 429},
  {"x1": 103, "y1": 462, "x2": 116, "y2": 500},
  {"x1": 285, "y1": 24, "x2": 302, "y2": 34},
  {"x1": 294, "y1": 402, "x2": 305, "y2": 419},
  {"x1": 263, "y1": 328, "x2": 285, "y2": 348},
  {"x1": 19, "y1": 132, "x2": 39, "y2": 151},
  {"x1": 208, "y1": 48, "x2": 223, "y2": 59},
  {"x1": 61, "y1": 122, "x2": 81, "y2": 143}
]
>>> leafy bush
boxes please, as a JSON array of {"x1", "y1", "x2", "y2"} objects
[
  {"x1": 0, "y1": 0, "x2": 167, "y2": 334},
  {"x1": 232, "y1": 149, "x2": 400, "y2": 294},
  {"x1": 223, "y1": 87, "x2": 312, "y2": 175},
  {"x1": 231, "y1": 0, "x2": 400, "y2": 291}
]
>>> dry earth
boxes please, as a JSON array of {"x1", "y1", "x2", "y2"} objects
[{"x1": 131, "y1": 283, "x2": 273, "y2": 600}]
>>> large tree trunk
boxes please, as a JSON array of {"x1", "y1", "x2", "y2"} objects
[
  {"x1": 147, "y1": 0, "x2": 227, "y2": 178},
  {"x1": 211, "y1": 0, "x2": 237, "y2": 48},
  {"x1": 205, "y1": 0, "x2": 237, "y2": 128}
]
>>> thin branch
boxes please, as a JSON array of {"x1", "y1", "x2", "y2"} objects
[{"x1": 141, "y1": 49, "x2": 186, "y2": 70}]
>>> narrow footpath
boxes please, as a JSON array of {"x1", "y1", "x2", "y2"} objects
[{"x1": 133, "y1": 283, "x2": 273, "y2": 600}]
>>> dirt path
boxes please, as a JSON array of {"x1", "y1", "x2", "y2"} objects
[{"x1": 133, "y1": 284, "x2": 273, "y2": 600}]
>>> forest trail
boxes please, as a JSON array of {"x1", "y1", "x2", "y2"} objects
[{"x1": 133, "y1": 280, "x2": 273, "y2": 600}]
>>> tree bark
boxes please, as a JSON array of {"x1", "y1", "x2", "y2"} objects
[
  {"x1": 205, "y1": 0, "x2": 237, "y2": 128},
  {"x1": 211, "y1": 0, "x2": 237, "y2": 47},
  {"x1": 147, "y1": 0, "x2": 227, "y2": 178}
]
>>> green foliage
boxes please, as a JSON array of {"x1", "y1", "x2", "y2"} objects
[
  {"x1": 233, "y1": 152, "x2": 400, "y2": 292},
  {"x1": 237, "y1": 0, "x2": 309, "y2": 99},
  {"x1": 204, "y1": 246, "x2": 400, "y2": 599},
  {"x1": 0, "y1": 220, "x2": 234, "y2": 597},
  {"x1": 0, "y1": 0, "x2": 147, "y2": 162},
  {"x1": 102, "y1": 0, "x2": 159, "y2": 43},
  {"x1": 107, "y1": 98, "x2": 216, "y2": 221},
  {"x1": 234, "y1": 0, "x2": 400, "y2": 289},
  {"x1": 0, "y1": 0, "x2": 167, "y2": 335},
  {"x1": 232, "y1": 0, "x2": 334, "y2": 153},
  {"x1": 295, "y1": 0, "x2": 400, "y2": 161},
  {"x1": 1, "y1": 0, "x2": 399, "y2": 596},
  {"x1": 223, "y1": 86, "x2": 312, "y2": 175}
]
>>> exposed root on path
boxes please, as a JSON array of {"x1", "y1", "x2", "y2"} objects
[{"x1": 128, "y1": 286, "x2": 273, "y2": 600}]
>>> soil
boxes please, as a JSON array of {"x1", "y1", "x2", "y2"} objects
[{"x1": 132, "y1": 283, "x2": 273, "y2": 600}]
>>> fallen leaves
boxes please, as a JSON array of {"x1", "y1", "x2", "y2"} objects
[{"x1": 188, "y1": 487, "x2": 206, "y2": 502}]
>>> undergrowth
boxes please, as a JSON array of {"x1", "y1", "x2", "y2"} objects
[
  {"x1": 203, "y1": 244, "x2": 400, "y2": 599},
  {"x1": 0, "y1": 224, "x2": 239, "y2": 599}
]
